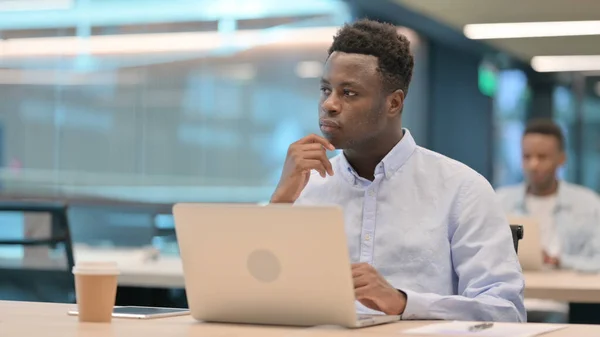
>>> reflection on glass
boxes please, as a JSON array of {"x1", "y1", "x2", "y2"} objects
[
  {"x1": 492, "y1": 69, "x2": 529, "y2": 187},
  {"x1": 553, "y1": 86, "x2": 576, "y2": 182},
  {"x1": 581, "y1": 96, "x2": 600, "y2": 192},
  {"x1": 553, "y1": 85, "x2": 600, "y2": 192},
  {"x1": 0, "y1": 1, "x2": 426, "y2": 205},
  {"x1": 0, "y1": 1, "x2": 354, "y2": 203}
]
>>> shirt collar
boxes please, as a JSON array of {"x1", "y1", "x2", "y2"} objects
[
  {"x1": 339, "y1": 128, "x2": 417, "y2": 184},
  {"x1": 514, "y1": 180, "x2": 572, "y2": 212}
]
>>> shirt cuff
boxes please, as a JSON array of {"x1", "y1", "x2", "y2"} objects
[
  {"x1": 399, "y1": 288, "x2": 432, "y2": 320},
  {"x1": 561, "y1": 255, "x2": 600, "y2": 273}
]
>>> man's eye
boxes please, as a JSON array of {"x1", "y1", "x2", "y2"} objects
[
  {"x1": 320, "y1": 87, "x2": 331, "y2": 95},
  {"x1": 343, "y1": 89, "x2": 357, "y2": 97}
]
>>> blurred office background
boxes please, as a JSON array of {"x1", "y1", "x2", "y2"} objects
[{"x1": 0, "y1": 0, "x2": 599, "y2": 300}]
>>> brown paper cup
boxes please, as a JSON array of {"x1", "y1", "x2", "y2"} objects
[{"x1": 73, "y1": 261, "x2": 119, "y2": 323}]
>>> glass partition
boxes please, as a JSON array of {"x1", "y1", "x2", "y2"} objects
[
  {"x1": 581, "y1": 95, "x2": 600, "y2": 192},
  {"x1": 492, "y1": 69, "x2": 530, "y2": 187},
  {"x1": 553, "y1": 85, "x2": 578, "y2": 183},
  {"x1": 0, "y1": 2, "x2": 428, "y2": 204},
  {"x1": 0, "y1": 1, "x2": 354, "y2": 203}
]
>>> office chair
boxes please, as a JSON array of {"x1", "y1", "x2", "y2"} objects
[
  {"x1": 0, "y1": 201, "x2": 75, "y2": 303},
  {"x1": 509, "y1": 224, "x2": 524, "y2": 253}
]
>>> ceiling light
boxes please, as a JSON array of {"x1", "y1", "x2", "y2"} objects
[
  {"x1": 464, "y1": 20, "x2": 600, "y2": 39},
  {"x1": 219, "y1": 63, "x2": 256, "y2": 81},
  {"x1": 531, "y1": 55, "x2": 600, "y2": 72},
  {"x1": 0, "y1": 27, "x2": 338, "y2": 58},
  {"x1": 0, "y1": 0, "x2": 72, "y2": 12},
  {"x1": 295, "y1": 61, "x2": 323, "y2": 78},
  {"x1": 0, "y1": 69, "x2": 141, "y2": 85}
]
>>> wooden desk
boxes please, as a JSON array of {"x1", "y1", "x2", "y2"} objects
[
  {"x1": 2, "y1": 300, "x2": 600, "y2": 337},
  {"x1": 524, "y1": 271, "x2": 600, "y2": 303},
  {"x1": 0, "y1": 300, "x2": 396, "y2": 337}
]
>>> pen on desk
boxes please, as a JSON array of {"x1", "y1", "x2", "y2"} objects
[{"x1": 468, "y1": 322, "x2": 494, "y2": 332}]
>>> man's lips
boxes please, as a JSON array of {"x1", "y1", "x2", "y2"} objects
[{"x1": 319, "y1": 119, "x2": 341, "y2": 132}]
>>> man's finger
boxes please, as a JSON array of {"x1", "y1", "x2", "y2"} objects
[
  {"x1": 319, "y1": 151, "x2": 334, "y2": 176},
  {"x1": 356, "y1": 297, "x2": 380, "y2": 313},
  {"x1": 302, "y1": 150, "x2": 334, "y2": 176},
  {"x1": 354, "y1": 285, "x2": 372, "y2": 300},
  {"x1": 299, "y1": 134, "x2": 335, "y2": 151},
  {"x1": 299, "y1": 159, "x2": 327, "y2": 178},
  {"x1": 302, "y1": 149, "x2": 328, "y2": 160},
  {"x1": 352, "y1": 262, "x2": 369, "y2": 269},
  {"x1": 298, "y1": 143, "x2": 329, "y2": 151},
  {"x1": 352, "y1": 268, "x2": 365, "y2": 278},
  {"x1": 353, "y1": 275, "x2": 369, "y2": 288}
]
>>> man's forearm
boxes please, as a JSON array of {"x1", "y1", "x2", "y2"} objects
[{"x1": 398, "y1": 288, "x2": 524, "y2": 322}]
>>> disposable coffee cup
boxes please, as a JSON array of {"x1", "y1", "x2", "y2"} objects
[{"x1": 72, "y1": 261, "x2": 120, "y2": 323}]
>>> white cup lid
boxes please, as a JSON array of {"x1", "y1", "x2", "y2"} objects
[{"x1": 72, "y1": 261, "x2": 120, "y2": 275}]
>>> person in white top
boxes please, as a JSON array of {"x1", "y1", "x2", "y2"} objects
[
  {"x1": 525, "y1": 193, "x2": 560, "y2": 263},
  {"x1": 496, "y1": 119, "x2": 600, "y2": 323}
]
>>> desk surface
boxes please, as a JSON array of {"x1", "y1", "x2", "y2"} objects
[
  {"x1": 2, "y1": 300, "x2": 599, "y2": 337},
  {"x1": 524, "y1": 270, "x2": 600, "y2": 303}
]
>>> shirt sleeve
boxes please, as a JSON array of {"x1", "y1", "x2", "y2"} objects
[
  {"x1": 560, "y1": 194, "x2": 600, "y2": 272},
  {"x1": 400, "y1": 175, "x2": 526, "y2": 322}
]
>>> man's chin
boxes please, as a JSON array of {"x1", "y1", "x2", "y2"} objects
[
  {"x1": 322, "y1": 134, "x2": 344, "y2": 150},
  {"x1": 528, "y1": 178, "x2": 555, "y2": 189}
]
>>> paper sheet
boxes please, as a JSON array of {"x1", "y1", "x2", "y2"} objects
[{"x1": 403, "y1": 321, "x2": 567, "y2": 337}]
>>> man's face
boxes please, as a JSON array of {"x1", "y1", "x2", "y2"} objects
[
  {"x1": 522, "y1": 133, "x2": 565, "y2": 189},
  {"x1": 318, "y1": 52, "x2": 389, "y2": 149}
]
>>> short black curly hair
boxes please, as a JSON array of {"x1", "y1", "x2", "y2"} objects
[
  {"x1": 524, "y1": 119, "x2": 565, "y2": 151},
  {"x1": 328, "y1": 19, "x2": 414, "y2": 96}
]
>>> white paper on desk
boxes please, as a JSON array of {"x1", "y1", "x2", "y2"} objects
[{"x1": 403, "y1": 321, "x2": 566, "y2": 337}]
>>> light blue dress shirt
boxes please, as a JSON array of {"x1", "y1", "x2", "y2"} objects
[
  {"x1": 295, "y1": 129, "x2": 526, "y2": 322},
  {"x1": 496, "y1": 181, "x2": 600, "y2": 272}
]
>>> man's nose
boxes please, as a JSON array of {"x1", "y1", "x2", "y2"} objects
[
  {"x1": 321, "y1": 93, "x2": 341, "y2": 115},
  {"x1": 525, "y1": 157, "x2": 540, "y2": 170}
]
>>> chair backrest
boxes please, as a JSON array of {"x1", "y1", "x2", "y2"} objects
[
  {"x1": 509, "y1": 224, "x2": 524, "y2": 253},
  {"x1": 0, "y1": 202, "x2": 75, "y2": 303}
]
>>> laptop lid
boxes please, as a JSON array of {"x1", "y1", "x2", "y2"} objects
[
  {"x1": 173, "y1": 203, "x2": 360, "y2": 327},
  {"x1": 507, "y1": 215, "x2": 544, "y2": 271}
]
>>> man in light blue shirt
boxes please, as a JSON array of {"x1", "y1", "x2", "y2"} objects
[
  {"x1": 496, "y1": 119, "x2": 600, "y2": 323},
  {"x1": 497, "y1": 120, "x2": 600, "y2": 272},
  {"x1": 270, "y1": 19, "x2": 525, "y2": 322}
]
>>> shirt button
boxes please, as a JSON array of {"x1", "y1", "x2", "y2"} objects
[
  {"x1": 368, "y1": 190, "x2": 374, "y2": 197},
  {"x1": 365, "y1": 234, "x2": 371, "y2": 242}
]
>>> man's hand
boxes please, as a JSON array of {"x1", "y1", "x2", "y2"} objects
[
  {"x1": 543, "y1": 251, "x2": 560, "y2": 267},
  {"x1": 352, "y1": 263, "x2": 407, "y2": 315},
  {"x1": 270, "y1": 134, "x2": 335, "y2": 204}
]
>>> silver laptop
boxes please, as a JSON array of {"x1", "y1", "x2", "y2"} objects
[
  {"x1": 172, "y1": 203, "x2": 400, "y2": 328},
  {"x1": 507, "y1": 215, "x2": 544, "y2": 271}
]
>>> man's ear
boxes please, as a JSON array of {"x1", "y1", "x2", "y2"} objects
[
  {"x1": 387, "y1": 89, "x2": 405, "y2": 118},
  {"x1": 558, "y1": 150, "x2": 566, "y2": 166}
]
